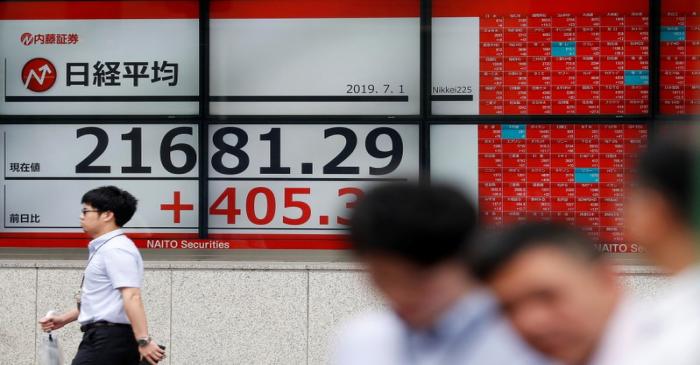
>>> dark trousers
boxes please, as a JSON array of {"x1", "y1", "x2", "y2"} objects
[{"x1": 72, "y1": 325, "x2": 139, "y2": 365}]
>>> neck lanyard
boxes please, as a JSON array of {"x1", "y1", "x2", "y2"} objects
[{"x1": 76, "y1": 234, "x2": 124, "y2": 310}]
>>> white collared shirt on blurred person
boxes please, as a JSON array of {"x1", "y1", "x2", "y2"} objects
[
  {"x1": 623, "y1": 265, "x2": 700, "y2": 365},
  {"x1": 330, "y1": 289, "x2": 552, "y2": 365}
]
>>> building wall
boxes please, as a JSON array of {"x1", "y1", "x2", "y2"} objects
[{"x1": 0, "y1": 261, "x2": 665, "y2": 365}]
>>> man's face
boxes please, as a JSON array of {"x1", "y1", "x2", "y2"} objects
[
  {"x1": 364, "y1": 254, "x2": 465, "y2": 330},
  {"x1": 80, "y1": 203, "x2": 106, "y2": 237},
  {"x1": 487, "y1": 247, "x2": 617, "y2": 364}
]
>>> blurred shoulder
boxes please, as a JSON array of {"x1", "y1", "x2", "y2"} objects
[
  {"x1": 336, "y1": 309, "x2": 403, "y2": 343},
  {"x1": 330, "y1": 309, "x2": 404, "y2": 365}
]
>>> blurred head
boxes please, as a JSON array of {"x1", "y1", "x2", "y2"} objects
[
  {"x1": 350, "y1": 183, "x2": 477, "y2": 329},
  {"x1": 81, "y1": 186, "x2": 137, "y2": 237},
  {"x1": 626, "y1": 139, "x2": 695, "y2": 269},
  {"x1": 468, "y1": 223, "x2": 620, "y2": 365}
]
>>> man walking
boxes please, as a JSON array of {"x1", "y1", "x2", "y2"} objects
[
  {"x1": 331, "y1": 183, "x2": 548, "y2": 365},
  {"x1": 39, "y1": 186, "x2": 165, "y2": 365},
  {"x1": 467, "y1": 222, "x2": 637, "y2": 365},
  {"x1": 623, "y1": 138, "x2": 700, "y2": 365}
]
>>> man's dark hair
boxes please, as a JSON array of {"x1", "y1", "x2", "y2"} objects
[
  {"x1": 635, "y1": 139, "x2": 693, "y2": 222},
  {"x1": 81, "y1": 186, "x2": 137, "y2": 227},
  {"x1": 349, "y1": 182, "x2": 477, "y2": 267},
  {"x1": 467, "y1": 222, "x2": 601, "y2": 281}
]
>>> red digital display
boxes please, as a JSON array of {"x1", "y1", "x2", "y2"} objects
[
  {"x1": 477, "y1": 124, "x2": 647, "y2": 252},
  {"x1": 660, "y1": 0, "x2": 700, "y2": 114},
  {"x1": 433, "y1": 0, "x2": 649, "y2": 115}
]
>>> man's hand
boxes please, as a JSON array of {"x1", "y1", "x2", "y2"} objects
[
  {"x1": 38, "y1": 309, "x2": 78, "y2": 332},
  {"x1": 120, "y1": 287, "x2": 162, "y2": 363},
  {"x1": 119, "y1": 287, "x2": 163, "y2": 363},
  {"x1": 39, "y1": 313, "x2": 67, "y2": 332},
  {"x1": 138, "y1": 340, "x2": 165, "y2": 365}
]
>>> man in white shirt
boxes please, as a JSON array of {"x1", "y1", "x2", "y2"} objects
[
  {"x1": 331, "y1": 183, "x2": 548, "y2": 365},
  {"x1": 624, "y1": 139, "x2": 700, "y2": 365},
  {"x1": 39, "y1": 186, "x2": 165, "y2": 365},
  {"x1": 467, "y1": 222, "x2": 637, "y2": 365}
]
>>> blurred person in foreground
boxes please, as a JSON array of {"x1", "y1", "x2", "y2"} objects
[
  {"x1": 331, "y1": 183, "x2": 549, "y2": 365},
  {"x1": 624, "y1": 138, "x2": 700, "y2": 365},
  {"x1": 467, "y1": 222, "x2": 635, "y2": 365}
]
